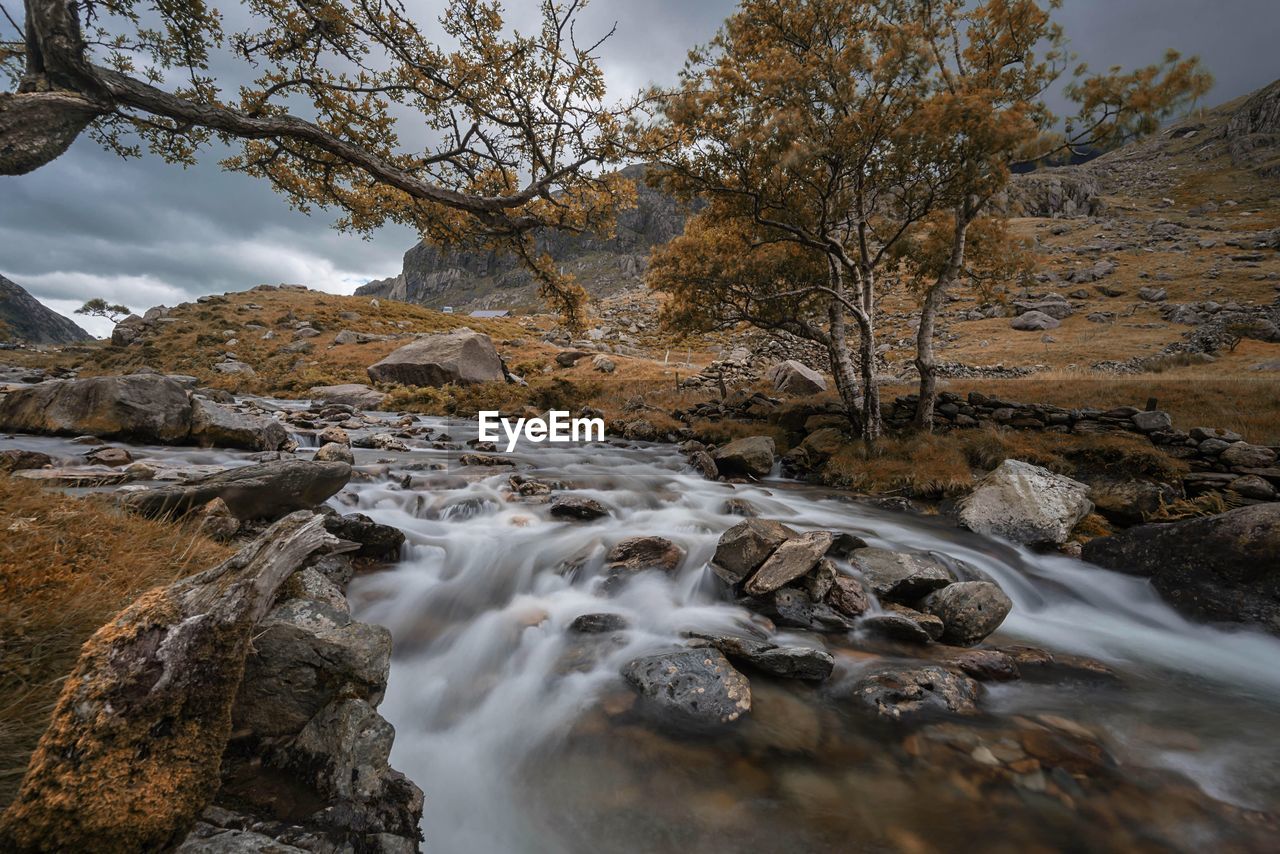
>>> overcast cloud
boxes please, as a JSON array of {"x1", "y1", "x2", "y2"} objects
[{"x1": 1, "y1": 0, "x2": 1276, "y2": 337}]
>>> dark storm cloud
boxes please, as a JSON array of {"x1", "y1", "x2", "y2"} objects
[{"x1": 1, "y1": 0, "x2": 1275, "y2": 334}]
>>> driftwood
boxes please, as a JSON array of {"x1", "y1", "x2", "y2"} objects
[{"x1": 0, "y1": 511, "x2": 334, "y2": 853}]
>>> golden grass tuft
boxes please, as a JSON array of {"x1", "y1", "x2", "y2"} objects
[
  {"x1": 820, "y1": 426, "x2": 1188, "y2": 498},
  {"x1": 0, "y1": 477, "x2": 232, "y2": 808}
]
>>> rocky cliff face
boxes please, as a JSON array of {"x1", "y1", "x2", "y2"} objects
[
  {"x1": 356, "y1": 164, "x2": 692, "y2": 311},
  {"x1": 0, "y1": 274, "x2": 91, "y2": 345}
]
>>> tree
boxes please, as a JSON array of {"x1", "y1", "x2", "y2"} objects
[
  {"x1": 641, "y1": 0, "x2": 1210, "y2": 439},
  {"x1": 75, "y1": 297, "x2": 131, "y2": 322},
  {"x1": 1, "y1": 0, "x2": 638, "y2": 327},
  {"x1": 902, "y1": 1, "x2": 1211, "y2": 429},
  {"x1": 643, "y1": 0, "x2": 951, "y2": 442}
]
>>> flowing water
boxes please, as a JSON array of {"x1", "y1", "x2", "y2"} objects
[{"x1": 5, "y1": 406, "x2": 1279, "y2": 851}]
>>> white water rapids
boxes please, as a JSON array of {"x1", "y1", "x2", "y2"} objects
[{"x1": 5, "y1": 407, "x2": 1278, "y2": 850}]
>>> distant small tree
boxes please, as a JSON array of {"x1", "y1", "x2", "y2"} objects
[{"x1": 75, "y1": 298, "x2": 131, "y2": 323}]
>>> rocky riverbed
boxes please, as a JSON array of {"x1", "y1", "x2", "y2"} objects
[{"x1": 2, "y1": 390, "x2": 1279, "y2": 852}]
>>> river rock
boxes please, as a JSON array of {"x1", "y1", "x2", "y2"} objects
[
  {"x1": 921, "y1": 581, "x2": 1013, "y2": 646},
  {"x1": 322, "y1": 512, "x2": 406, "y2": 561},
  {"x1": 621, "y1": 648, "x2": 752, "y2": 726},
  {"x1": 232, "y1": 597, "x2": 392, "y2": 738},
  {"x1": 860, "y1": 612, "x2": 935, "y2": 644},
  {"x1": 1082, "y1": 503, "x2": 1280, "y2": 632},
  {"x1": 958, "y1": 459, "x2": 1093, "y2": 545},
  {"x1": 189, "y1": 397, "x2": 290, "y2": 451},
  {"x1": 84, "y1": 446, "x2": 133, "y2": 467},
  {"x1": 713, "y1": 435, "x2": 776, "y2": 478},
  {"x1": 314, "y1": 441, "x2": 355, "y2": 464},
  {"x1": 850, "y1": 548, "x2": 955, "y2": 601},
  {"x1": 570, "y1": 613, "x2": 630, "y2": 633},
  {"x1": 847, "y1": 664, "x2": 981, "y2": 721},
  {"x1": 549, "y1": 495, "x2": 611, "y2": 521},
  {"x1": 0, "y1": 514, "x2": 332, "y2": 853},
  {"x1": 0, "y1": 373, "x2": 192, "y2": 443},
  {"x1": 124, "y1": 460, "x2": 351, "y2": 521},
  {"x1": 263, "y1": 698, "x2": 423, "y2": 844},
  {"x1": 826, "y1": 573, "x2": 872, "y2": 617},
  {"x1": 309, "y1": 383, "x2": 387, "y2": 410},
  {"x1": 691, "y1": 634, "x2": 834, "y2": 681},
  {"x1": 768, "y1": 360, "x2": 827, "y2": 395},
  {"x1": 710, "y1": 519, "x2": 797, "y2": 584},
  {"x1": 743, "y1": 531, "x2": 835, "y2": 595},
  {"x1": 605, "y1": 536, "x2": 685, "y2": 574},
  {"x1": 367, "y1": 328, "x2": 506, "y2": 387},
  {"x1": 0, "y1": 448, "x2": 53, "y2": 472}
]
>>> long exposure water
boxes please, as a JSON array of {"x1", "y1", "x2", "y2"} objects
[{"x1": 5, "y1": 404, "x2": 1278, "y2": 851}]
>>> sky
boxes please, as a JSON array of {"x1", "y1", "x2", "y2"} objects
[{"x1": 2, "y1": 0, "x2": 1277, "y2": 338}]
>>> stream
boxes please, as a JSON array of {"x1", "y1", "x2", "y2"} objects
[{"x1": 5, "y1": 404, "x2": 1280, "y2": 851}]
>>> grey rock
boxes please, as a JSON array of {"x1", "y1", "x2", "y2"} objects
[
  {"x1": 713, "y1": 435, "x2": 776, "y2": 478},
  {"x1": 1010, "y1": 310, "x2": 1061, "y2": 331},
  {"x1": 958, "y1": 459, "x2": 1093, "y2": 545},
  {"x1": 922, "y1": 581, "x2": 1013, "y2": 646},
  {"x1": 323, "y1": 512, "x2": 405, "y2": 560},
  {"x1": 768, "y1": 359, "x2": 828, "y2": 395},
  {"x1": 743, "y1": 531, "x2": 834, "y2": 595},
  {"x1": 549, "y1": 495, "x2": 611, "y2": 521},
  {"x1": 1219, "y1": 442, "x2": 1277, "y2": 468},
  {"x1": 314, "y1": 441, "x2": 355, "y2": 464},
  {"x1": 0, "y1": 373, "x2": 193, "y2": 443},
  {"x1": 710, "y1": 518, "x2": 797, "y2": 584},
  {"x1": 1082, "y1": 504, "x2": 1280, "y2": 633},
  {"x1": 189, "y1": 398, "x2": 290, "y2": 451},
  {"x1": 848, "y1": 665, "x2": 981, "y2": 721},
  {"x1": 621, "y1": 648, "x2": 752, "y2": 726},
  {"x1": 124, "y1": 460, "x2": 351, "y2": 521},
  {"x1": 850, "y1": 548, "x2": 955, "y2": 602},
  {"x1": 309, "y1": 383, "x2": 388, "y2": 410},
  {"x1": 234, "y1": 598, "x2": 392, "y2": 738},
  {"x1": 367, "y1": 328, "x2": 506, "y2": 387},
  {"x1": 1130, "y1": 410, "x2": 1173, "y2": 432}
]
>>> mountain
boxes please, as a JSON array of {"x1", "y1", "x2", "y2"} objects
[
  {"x1": 356, "y1": 164, "x2": 692, "y2": 311},
  {"x1": 0, "y1": 274, "x2": 92, "y2": 345}
]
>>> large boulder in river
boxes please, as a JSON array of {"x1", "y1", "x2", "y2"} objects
[
  {"x1": 622, "y1": 648, "x2": 752, "y2": 727},
  {"x1": 958, "y1": 459, "x2": 1093, "y2": 545},
  {"x1": 189, "y1": 397, "x2": 289, "y2": 451},
  {"x1": 768, "y1": 360, "x2": 827, "y2": 395},
  {"x1": 742, "y1": 531, "x2": 834, "y2": 595},
  {"x1": 1082, "y1": 503, "x2": 1280, "y2": 633},
  {"x1": 309, "y1": 383, "x2": 388, "y2": 410},
  {"x1": 921, "y1": 581, "x2": 1013, "y2": 646},
  {"x1": 0, "y1": 373, "x2": 192, "y2": 443},
  {"x1": 850, "y1": 548, "x2": 955, "y2": 602},
  {"x1": 710, "y1": 519, "x2": 797, "y2": 585},
  {"x1": 713, "y1": 435, "x2": 776, "y2": 478},
  {"x1": 366, "y1": 328, "x2": 506, "y2": 387},
  {"x1": 232, "y1": 597, "x2": 392, "y2": 737},
  {"x1": 124, "y1": 460, "x2": 351, "y2": 521}
]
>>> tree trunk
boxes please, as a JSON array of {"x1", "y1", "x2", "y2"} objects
[
  {"x1": 912, "y1": 278, "x2": 949, "y2": 430},
  {"x1": 913, "y1": 211, "x2": 971, "y2": 430},
  {"x1": 825, "y1": 298, "x2": 864, "y2": 434},
  {"x1": 855, "y1": 314, "x2": 882, "y2": 444}
]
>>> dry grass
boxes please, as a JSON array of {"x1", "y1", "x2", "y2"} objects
[
  {"x1": 822, "y1": 427, "x2": 1187, "y2": 498},
  {"x1": 0, "y1": 477, "x2": 232, "y2": 807},
  {"x1": 888, "y1": 367, "x2": 1280, "y2": 444}
]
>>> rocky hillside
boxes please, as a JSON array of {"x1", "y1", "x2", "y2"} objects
[
  {"x1": 0, "y1": 275, "x2": 90, "y2": 345},
  {"x1": 356, "y1": 164, "x2": 693, "y2": 311}
]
